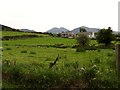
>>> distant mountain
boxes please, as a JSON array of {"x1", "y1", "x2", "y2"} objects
[
  {"x1": 0, "y1": 24, "x2": 36, "y2": 32},
  {"x1": 47, "y1": 27, "x2": 69, "y2": 34},
  {"x1": 71, "y1": 26, "x2": 100, "y2": 34},
  {"x1": 19, "y1": 29, "x2": 35, "y2": 32}
]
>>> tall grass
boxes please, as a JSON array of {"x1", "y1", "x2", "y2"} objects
[{"x1": 2, "y1": 57, "x2": 118, "y2": 88}]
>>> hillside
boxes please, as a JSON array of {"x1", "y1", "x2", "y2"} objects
[
  {"x1": 0, "y1": 24, "x2": 36, "y2": 33},
  {"x1": 0, "y1": 24, "x2": 50, "y2": 40},
  {"x1": 1, "y1": 24, "x2": 20, "y2": 32}
]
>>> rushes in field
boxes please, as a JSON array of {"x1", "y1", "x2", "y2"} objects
[{"x1": 21, "y1": 50, "x2": 27, "y2": 53}]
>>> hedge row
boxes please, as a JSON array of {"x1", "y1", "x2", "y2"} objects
[{"x1": 2, "y1": 35, "x2": 39, "y2": 40}]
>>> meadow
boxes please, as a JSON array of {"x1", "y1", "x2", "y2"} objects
[
  {"x1": 1, "y1": 31, "x2": 119, "y2": 88},
  {"x1": 1, "y1": 31, "x2": 49, "y2": 37}
]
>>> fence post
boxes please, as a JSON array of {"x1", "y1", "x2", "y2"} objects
[
  {"x1": 116, "y1": 44, "x2": 120, "y2": 74},
  {"x1": 116, "y1": 44, "x2": 120, "y2": 88}
]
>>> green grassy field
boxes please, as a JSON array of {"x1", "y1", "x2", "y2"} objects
[
  {"x1": 3, "y1": 37, "x2": 76, "y2": 46},
  {"x1": 1, "y1": 31, "x2": 119, "y2": 88},
  {"x1": 1, "y1": 31, "x2": 49, "y2": 37}
]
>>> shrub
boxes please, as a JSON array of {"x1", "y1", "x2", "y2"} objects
[
  {"x1": 107, "y1": 52, "x2": 113, "y2": 57},
  {"x1": 97, "y1": 44, "x2": 114, "y2": 49},
  {"x1": 6, "y1": 48, "x2": 11, "y2": 50},
  {"x1": 59, "y1": 45, "x2": 67, "y2": 48},
  {"x1": 97, "y1": 44, "x2": 107, "y2": 49},
  {"x1": 91, "y1": 38, "x2": 96, "y2": 40},
  {"x1": 97, "y1": 49, "x2": 100, "y2": 52},
  {"x1": 21, "y1": 50, "x2": 27, "y2": 53},
  {"x1": 76, "y1": 47, "x2": 86, "y2": 52},
  {"x1": 53, "y1": 44, "x2": 67, "y2": 48},
  {"x1": 94, "y1": 58, "x2": 101, "y2": 64},
  {"x1": 76, "y1": 34, "x2": 89, "y2": 47},
  {"x1": 30, "y1": 51, "x2": 36, "y2": 54},
  {"x1": 85, "y1": 46, "x2": 97, "y2": 50},
  {"x1": 4, "y1": 44, "x2": 8, "y2": 46},
  {"x1": 80, "y1": 64, "x2": 118, "y2": 88},
  {"x1": 72, "y1": 45, "x2": 78, "y2": 48}
]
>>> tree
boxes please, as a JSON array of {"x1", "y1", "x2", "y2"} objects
[
  {"x1": 96, "y1": 27, "x2": 115, "y2": 46},
  {"x1": 80, "y1": 27, "x2": 86, "y2": 32},
  {"x1": 76, "y1": 34, "x2": 89, "y2": 47}
]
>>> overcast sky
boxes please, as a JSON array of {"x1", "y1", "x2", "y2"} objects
[{"x1": 0, "y1": 0, "x2": 119, "y2": 32}]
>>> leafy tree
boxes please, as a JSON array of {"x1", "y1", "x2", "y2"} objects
[
  {"x1": 57, "y1": 33, "x2": 61, "y2": 37},
  {"x1": 80, "y1": 28, "x2": 86, "y2": 32},
  {"x1": 76, "y1": 34, "x2": 89, "y2": 47},
  {"x1": 96, "y1": 27, "x2": 115, "y2": 46}
]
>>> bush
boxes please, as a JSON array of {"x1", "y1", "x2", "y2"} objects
[
  {"x1": 72, "y1": 45, "x2": 78, "y2": 48},
  {"x1": 94, "y1": 58, "x2": 101, "y2": 64},
  {"x1": 21, "y1": 50, "x2": 27, "y2": 53},
  {"x1": 91, "y1": 38, "x2": 96, "y2": 40},
  {"x1": 6, "y1": 48, "x2": 11, "y2": 50},
  {"x1": 53, "y1": 44, "x2": 67, "y2": 48},
  {"x1": 76, "y1": 46, "x2": 97, "y2": 52},
  {"x1": 4, "y1": 44, "x2": 8, "y2": 46},
  {"x1": 76, "y1": 47, "x2": 86, "y2": 52},
  {"x1": 107, "y1": 52, "x2": 113, "y2": 57},
  {"x1": 80, "y1": 64, "x2": 118, "y2": 88},
  {"x1": 97, "y1": 44, "x2": 114, "y2": 49},
  {"x1": 30, "y1": 51, "x2": 36, "y2": 54},
  {"x1": 76, "y1": 34, "x2": 89, "y2": 47},
  {"x1": 85, "y1": 46, "x2": 97, "y2": 50},
  {"x1": 97, "y1": 49, "x2": 100, "y2": 52}
]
